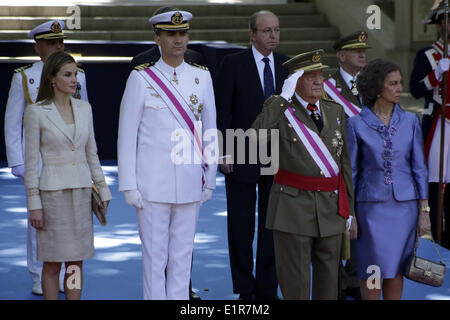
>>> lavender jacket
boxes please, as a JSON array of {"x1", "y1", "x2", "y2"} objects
[{"x1": 346, "y1": 104, "x2": 428, "y2": 202}]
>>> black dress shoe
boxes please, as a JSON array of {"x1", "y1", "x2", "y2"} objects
[
  {"x1": 237, "y1": 294, "x2": 254, "y2": 300},
  {"x1": 345, "y1": 287, "x2": 362, "y2": 300},
  {"x1": 190, "y1": 290, "x2": 202, "y2": 300}
]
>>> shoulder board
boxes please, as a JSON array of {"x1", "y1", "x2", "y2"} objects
[
  {"x1": 77, "y1": 67, "x2": 85, "y2": 73},
  {"x1": 322, "y1": 96, "x2": 341, "y2": 105},
  {"x1": 134, "y1": 62, "x2": 154, "y2": 71},
  {"x1": 14, "y1": 64, "x2": 32, "y2": 73},
  {"x1": 188, "y1": 62, "x2": 209, "y2": 71}
]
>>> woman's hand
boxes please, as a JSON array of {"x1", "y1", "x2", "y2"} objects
[
  {"x1": 417, "y1": 200, "x2": 431, "y2": 237},
  {"x1": 29, "y1": 209, "x2": 44, "y2": 230}
]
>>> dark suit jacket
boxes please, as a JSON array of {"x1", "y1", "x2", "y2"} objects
[
  {"x1": 215, "y1": 48, "x2": 289, "y2": 183},
  {"x1": 327, "y1": 67, "x2": 362, "y2": 109},
  {"x1": 127, "y1": 46, "x2": 206, "y2": 76}
]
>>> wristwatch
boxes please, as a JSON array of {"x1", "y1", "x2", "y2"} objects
[{"x1": 420, "y1": 206, "x2": 431, "y2": 213}]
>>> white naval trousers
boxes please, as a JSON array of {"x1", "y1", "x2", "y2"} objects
[
  {"x1": 137, "y1": 200, "x2": 199, "y2": 300},
  {"x1": 428, "y1": 119, "x2": 450, "y2": 183}
]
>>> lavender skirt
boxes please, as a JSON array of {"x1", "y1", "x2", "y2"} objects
[{"x1": 354, "y1": 197, "x2": 418, "y2": 279}]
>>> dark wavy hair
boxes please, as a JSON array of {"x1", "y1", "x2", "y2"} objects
[{"x1": 356, "y1": 59, "x2": 402, "y2": 108}]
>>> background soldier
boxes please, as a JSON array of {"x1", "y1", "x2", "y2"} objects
[
  {"x1": 3, "y1": 20, "x2": 88, "y2": 296},
  {"x1": 410, "y1": 2, "x2": 450, "y2": 248},
  {"x1": 326, "y1": 31, "x2": 370, "y2": 300}
]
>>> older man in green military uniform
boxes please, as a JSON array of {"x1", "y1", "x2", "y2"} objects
[
  {"x1": 251, "y1": 49, "x2": 356, "y2": 300},
  {"x1": 324, "y1": 31, "x2": 370, "y2": 119}
]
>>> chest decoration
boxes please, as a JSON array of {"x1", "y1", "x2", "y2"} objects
[
  {"x1": 377, "y1": 124, "x2": 397, "y2": 185},
  {"x1": 29, "y1": 78, "x2": 34, "y2": 84},
  {"x1": 332, "y1": 130, "x2": 344, "y2": 158},
  {"x1": 189, "y1": 94, "x2": 203, "y2": 120},
  {"x1": 195, "y1": 77, "x2": 199, "y2": 85}
]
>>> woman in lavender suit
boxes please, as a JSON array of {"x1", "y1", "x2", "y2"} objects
[{"x1": 346, "y1": 59, "x2": 431, "y2": 300}]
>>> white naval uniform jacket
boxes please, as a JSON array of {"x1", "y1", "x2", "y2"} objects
[
  {"x1": 118, "y1": 59, "x2": 218, "y2": 204},
  {"x1": 4, "y1": 60, "x2": 88, "y2": 168}
]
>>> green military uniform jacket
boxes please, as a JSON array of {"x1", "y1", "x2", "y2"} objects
[
  {"x1": 251, "y1": 95, "x2": 355, "y2": 238},
  {"x1": 326, "y1": 68, "x2": 362, "y2": 110}
]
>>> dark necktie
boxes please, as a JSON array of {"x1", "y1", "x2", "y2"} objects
[
  {"x1": 262, "y1": 57, "x2": 275, "y2": 99},
  {"x1": 307, "y1": 103, "x2": 323, "y2": 132}
]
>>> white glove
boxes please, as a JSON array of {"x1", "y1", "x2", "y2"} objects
[
  {"x1": 124, "y1": 190, "x2": 144, "y2": 209},
  {"x1": 435, "y1": 58, "x2": 450, "y2": 81},
  {"x1": 200, "y1": 188, "x2": 213, "y2": 205},
  {"x1": 11, "y1": 165, "x2": 25, "y2": 179},
  {"x1": 280, "y1": 69, "x2": 305, "y2": 101}
]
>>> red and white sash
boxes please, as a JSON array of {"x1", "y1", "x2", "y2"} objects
[
  {"x1": 323, "y1": 79, "x2": 361, "y2": 117},
  {"x1": 138, "y1": 67, "x2": 209, "y2": 188},
  {"x1": 284, "y1": 107, "x2": 339, "y2": 178}
]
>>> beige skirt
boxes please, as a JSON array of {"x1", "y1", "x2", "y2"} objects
[{"x1": 37, "y1": 188, "x2": 94, "y2": 262}]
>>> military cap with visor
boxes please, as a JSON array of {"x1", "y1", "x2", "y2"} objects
[
  {"x1": 28, "y1": 20, "x2": 66, "y2": 40},
  {"x1": 333, "y1": 31, "x2": 371, "y2": 51},
  {"x1": 283, "y1": 49, "x2": 329, "y2": 76},
  {"x1": 149, "y1": 10, "x2": 193, "y2": 31}
]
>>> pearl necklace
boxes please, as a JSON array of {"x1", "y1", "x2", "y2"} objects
[{"x1": 375, "y1": 110, "x2": 392, "y2": 121}]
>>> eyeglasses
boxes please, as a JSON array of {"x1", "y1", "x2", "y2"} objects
[{"x1": 256, "y1": 27, "x2": 280, "y2": 35}]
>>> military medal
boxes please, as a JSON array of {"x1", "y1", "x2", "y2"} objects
[
  {"x1": 195, "y1": 77, "x2": 199, "y2": 84},
  {"x1": 334, "y1": 130, "x2": 343, "y2": 157},
  {"x1": 172, "y1": 70, "x2": 178, "y2": 85},
  {"x1": 351, "y1": 80, "x2": 359, "y2": 95},
  {"x1": 312, "y1": 111, "x2": 320, "y2": 121},
  {"x1": 189, "y1": 94, "x2": 201, "y2": 120},
  {"x1": 29, "y1": 78, "x2": 34, "y2": 84}
]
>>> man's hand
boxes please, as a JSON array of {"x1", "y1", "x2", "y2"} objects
[
  {"x1": 349, "y1": 216, "x2": 358, "y2": 240},
  {"x1": 435, "y1": 58, "x2": 450, "y2": 81},
  {"x1": 30, "y1": 209, "x2": 44, "y2": 230},
  {"x1": 200, "y1": 188, "x2": 213, "y2": 205},
  {"x1": 124, "y1": 190, "x2": 144, "y2": 209},
  {"x1": 11, "y1": 165, "x2": 25, "y2": 179},
  {"x1": 280, "y1": 69, "x2": 305, "y2": 101}
]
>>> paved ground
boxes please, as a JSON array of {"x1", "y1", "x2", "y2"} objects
[{"x1": 0, "y1": 163, "x2": 449, "y2": 300}]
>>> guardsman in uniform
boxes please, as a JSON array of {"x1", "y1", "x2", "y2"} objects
[
  {"x1": 325, "y1": 31, "x2": 370, "y2": 300},
  {"x1": 251, "y1": 50, "x2": 356, "y2": 300},
  {"x1": 3, "y1": 20, "x2": 88, "y2": 296},
  {"x1": 410, "y1": 1, "x2": 450, "y2": 248},
  {"x1": 324, "y1": 31, "x2": 370, "y2": 118},
  {"x1": 117, "y1": 9, "x2": 218, "y2": 300}
]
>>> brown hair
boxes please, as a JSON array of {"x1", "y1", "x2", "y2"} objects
[{"x1": 36, "y1": 51, "x2": 77, "y2": 103}]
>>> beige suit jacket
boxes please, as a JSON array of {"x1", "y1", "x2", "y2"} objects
[{"x1": 24, "y1": 97, "x2": 111, "y2": 210}]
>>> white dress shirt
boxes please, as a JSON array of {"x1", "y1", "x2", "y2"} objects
[{"x1": 339, "y1": 67, "x2": 359, "y2": 91}]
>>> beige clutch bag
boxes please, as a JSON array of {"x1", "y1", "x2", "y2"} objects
[{"x1": 92, "y1": 184, "x2": 106, "y2": 226}]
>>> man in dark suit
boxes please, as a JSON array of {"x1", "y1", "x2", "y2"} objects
[
  {"x1": 126, "y1": 6, "x2": 206, "y2": 300},
  {"x1": 215, "y1": 10, "x2": 289, "y2": 300}
]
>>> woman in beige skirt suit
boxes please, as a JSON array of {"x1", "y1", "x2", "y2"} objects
[{"x1": 24, "y1": 51, "x2": 111, "y2": 300}]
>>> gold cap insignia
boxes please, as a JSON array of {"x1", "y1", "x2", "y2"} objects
[
  {"x1": 171, "y1": 12, "x2": 183, "y2": 25},
  {"x1": 358, "y1": 33, "x2": 367, "y2": 42},
  {"x1": 51, "y1": 22, "x2": 62, "y2": 33},
  {"x1": 311, "y1": 54, "x2": 321, "y2": 63}
]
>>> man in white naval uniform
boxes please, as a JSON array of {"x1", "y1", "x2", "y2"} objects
[
  {"x1": 3, "y1": 20, "x2": 88, "y2": 295},
  {"x1": 117, "y1": 9, "x2": 218, "y2": 300}
]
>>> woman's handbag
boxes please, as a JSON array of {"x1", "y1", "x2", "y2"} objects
[
  {"x1": 404, "y1": 236, "x2": 446, "y2": 287},
  {"x1": 92, "y1": 184, "x2": 107, "y2": 226}
]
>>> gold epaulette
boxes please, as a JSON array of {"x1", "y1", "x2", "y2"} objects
[
  {"x1": 14, "y1": 64, "x2": 32, "y2": 73},
  {"x1": 188, "y1": 62, "x2": 209, "y2": 71},
  {"x1": 322, "y1": 96, "x2": 341, "y2": 106},
  {"x1": 77, "y1": 67, "x2": 85, "y2": 73},
  {"x1": 134, "y1": 62, "x2": 154, "y2": 71}
]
